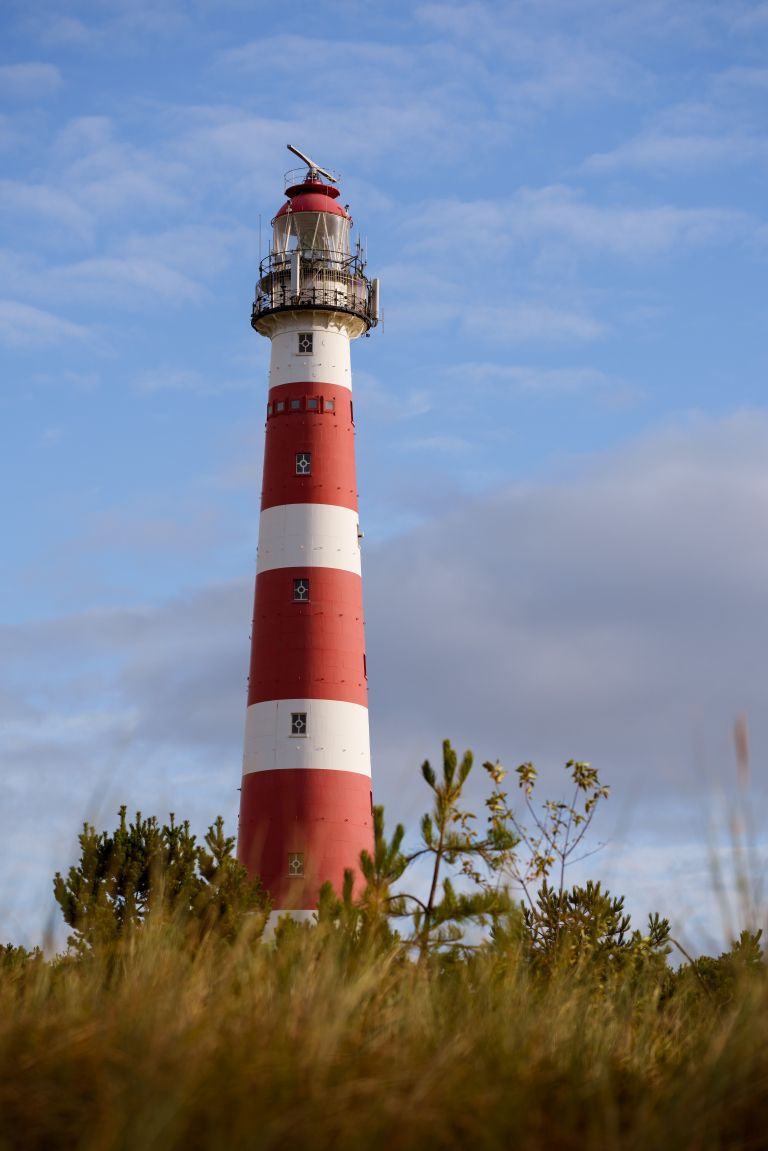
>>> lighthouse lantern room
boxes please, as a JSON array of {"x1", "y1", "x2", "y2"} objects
[{"x1": 237, "y1": 146, "x2": 379, "y2": 919}]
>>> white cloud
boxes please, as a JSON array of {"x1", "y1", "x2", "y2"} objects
[
  {"x1": 354, "y1": 371, "x2": 433, "y2": 423},
  {"x1": 122, "y1": 224, "x2": 254, "y2": 278},
  {"x1": 585, "y1": 133, "x2": 768, "y2": 172},
  {"x1": 401, "y1": 434, "x2": 472, "y2": 453},
  {"x1": 0, "y1": 63, "x2": 61, "y2": 99},
  {"x1": 414, "y1": 0, "x2": 654, "y2": 112},
  {"x1": 135, "y1": 367, "x2": 252, "y2": 394},
  {"x1": 33, "y1": 1, "x2": 189, "y2": 48},
  {"x1": 1, "y1": 217, "x2": 250, "y2": 313},
  {"x1": 49, "y1": 116, "x2": 186, "y2": 220},
  {"x1": 379, "y1": 259, "x2": 605, "y2": 342},
  {"x1": 30, "y1": 369, "x2": 100, "y2": 391},
  {"x1": 450, "y1": 362, "x2": 641, "y2": 405},
  {"x1": 216, "y1": 33, "x2": 490, "y2": 136},
  {"x1": 364, "y1": 410, "x2": 768, "y2": 819},
  {"x1": 220, "y1": 35, "x2": 409, "y2": 77},
  {"x1": 0, "y1": 117, "x2": 190, "y2": 265},
  {"x1": 0, "y1": 251, "x2": 207, "y2": 311},
  {"x1": 407, "y1": 188, "x2": 749, "y2": 261},
  {"x1": 75, "y1": 503, "x2": 236, "y2": 557},
  {"x1": 42, "y1": 257, "x2": 206, "y2": 307},
  {"x1": 171, "y1": 109, "x2": 293, "y2": 174},
  {"x1": 0, "y1": 300, "x2": 91, "y2": 347},
  {"x1": 718, "y1": 66, "x2": 768, "y2": 89},
  {"x1": 519, "y1": 187, "x2": 747, "y2": 253},
  {"x1": 136, "y1": 368, "x2": 207, "y2": 393},
  {"x1": 464, "y1": 301, "x2": 606, "y2": 342},
  {"x1": 729, "y1": 1, "x2": 768, "y2": 31},
  {"x1": 416, "y1": 0, "x2": 751, "y2": 54},
  {"x1": 39, "y1": 15, "x2": 94, "y2": 46},
  {"x1": 0, "y1": 180, "x2": 92, "y2": 239}
]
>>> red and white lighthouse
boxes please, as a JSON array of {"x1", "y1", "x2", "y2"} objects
[{"x1": 237, "y1": 146, "x2": 379, "y2": 918}]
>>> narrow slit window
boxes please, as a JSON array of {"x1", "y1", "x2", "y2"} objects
[
  {"x1": 297, "y1": 332, "x2": 313, "y2": 354},
  {"x1": 295, "y1": 452, "x2": 311, "y2": 475},
  {"x1": 293, "y1": 578, "x2": 310, "y2": 603},
  {"x1": 307, "y1": 397, "x2": 319, "y2": 411},
  {"x1": 290, "y1": 712, "x2": 307, "y2": 737},
  {"x1": 288, "y1": 852, "x2": 304, "y2": 876},
  {"x1": 350, "y1": 400, "x2": 354, "y2": 423}
]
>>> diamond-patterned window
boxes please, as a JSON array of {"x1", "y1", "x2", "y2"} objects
[
  {"x1": 290, "y1": 712, "x2": 307, "y2": 736},
  {"x1": 295, "y1": 452, "x2": 311, "y2": 475},
  {"x1": 288, "y1": 852, "x2": 304, "y2": 877},
  {"x1": 293, "y1": 578, "x2": 310, "y2": 602},
  {"x1": 297, "y1": 333, "x2": 313, "y2": 354}
]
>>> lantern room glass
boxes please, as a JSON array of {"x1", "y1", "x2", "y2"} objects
[{"x1": 273, "y1": 212, "x2": 350, "y2": 259}]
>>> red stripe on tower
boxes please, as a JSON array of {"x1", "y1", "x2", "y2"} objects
[{"x1": 237, "y1": 145, "x2": 380, "y2": 918}]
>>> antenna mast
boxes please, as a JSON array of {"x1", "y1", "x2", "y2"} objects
[{"x1": 286, "y1": 143, "x2": 337, "y2": 183}]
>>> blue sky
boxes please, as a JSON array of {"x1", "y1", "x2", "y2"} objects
[{"x1": 2, "y1": 0, "x2": 768, "y2": 951}]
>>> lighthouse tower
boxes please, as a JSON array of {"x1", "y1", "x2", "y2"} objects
[{"x1": 237, "y1": 146, "x2": 379, "y2": 918}]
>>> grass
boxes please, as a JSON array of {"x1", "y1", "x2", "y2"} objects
[{"x1": 1, "y1": 918, "x2": 767, "y2": 1151}]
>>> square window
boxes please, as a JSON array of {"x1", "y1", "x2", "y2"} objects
[
  {"x1": 293, "y1": 578, "x2": 310, "y2": 602},
  {"x1": 307, "y1": 397, "x2": 319, "y2": 411},
  {"x1": 276, "y1": 400, "x2": 286, "y2": 412},
  {"x1": 290, "y1": 398, "x2": 302, "y2": 411},
  {"x1": 288, "y1": 852, "x2": 304, "y2": 877},
  {"x1": 324, "y1": 398, "x2": 335, "y2": 412},
  {"x1": 297, "y1": 333, "x2": 313, "y2": 354},
  {"x1": 290, "y1": 712, "x2": 308, "y2": 737},
  {"x1": 295, "y1": 452, "x2": 311, "y2": 475}
]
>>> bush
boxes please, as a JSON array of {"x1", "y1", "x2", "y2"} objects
[{"x1": 52, "y1": 807, "x2": 269, "y2": 952}]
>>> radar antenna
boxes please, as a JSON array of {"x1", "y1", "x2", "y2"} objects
[{"x1": 287, "y1": 143, "x2": 337, "y2": 184}]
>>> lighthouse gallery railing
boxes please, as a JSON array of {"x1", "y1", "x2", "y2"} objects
[{"x1": 252, "y1": 250, "x2": 377, "y2": 329}]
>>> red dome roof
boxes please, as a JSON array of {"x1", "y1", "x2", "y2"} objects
[{"x1": 274, "y1": 178, "x2": 348, "y2": 220}]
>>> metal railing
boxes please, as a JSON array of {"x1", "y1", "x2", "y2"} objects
[
  {"x1": 251, "y1": 251, "x2": 376, "y2": 329},
  {"x1": 258, "y1": 249, "x2": 365, "y2": 278},
  {"x1": 283, "y1": 166, "x2": 341, "y2": 189}
]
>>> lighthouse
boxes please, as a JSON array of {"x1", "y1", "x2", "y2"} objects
[{"x1": 237, "y1": 146, "x2": 379, "y2": 919}]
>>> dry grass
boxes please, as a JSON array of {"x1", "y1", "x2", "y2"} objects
[{"x1": 1, "y1": 920, "x2": 767, "y2": 1151}]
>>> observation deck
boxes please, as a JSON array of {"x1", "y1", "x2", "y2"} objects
[{"x1": 251, "y1": 249, "x2": 379, "y2": 333}]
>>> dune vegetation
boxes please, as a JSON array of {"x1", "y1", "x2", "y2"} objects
[{"x1": 1, "y1": 742, "x2": 766, "y2": 1150}]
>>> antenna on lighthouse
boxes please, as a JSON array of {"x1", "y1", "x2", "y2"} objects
[{"x1": 286, "y1": 143, "x2": 337, "y2": 184}]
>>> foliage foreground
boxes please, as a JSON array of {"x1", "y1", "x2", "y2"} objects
[
  {"x1": 2, "y1": 742, "x2": 767, "y2": 1149},
  {"x1": 2, "y1": 923, "x2": 768, "y2": 1151}
]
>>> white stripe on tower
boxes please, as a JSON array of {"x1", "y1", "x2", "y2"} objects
[
  {"x1": 268, "y1": 325, "x2": 353, "y2": 390},
  {"x1": 256, "y1": 503, "x2": 362, "y2": 576},
  {"x1": 237, "y1": 154, "x2": 378, "y2": 916},
  {"x1": 243, "y1": 699, "x2": 371, "y2": 775}
]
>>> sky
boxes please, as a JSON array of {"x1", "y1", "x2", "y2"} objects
[{"x1": 2, "y1": 0, "x2": 768, "y2": 953}]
